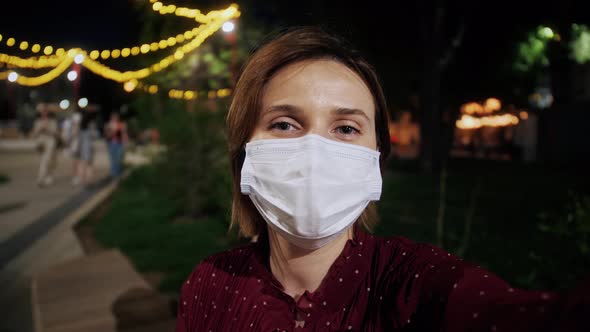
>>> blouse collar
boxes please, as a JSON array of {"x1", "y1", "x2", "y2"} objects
[{"x1": 252, "y1": 224, "x2": 372, "y2": 310}]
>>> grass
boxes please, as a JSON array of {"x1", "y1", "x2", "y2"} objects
[
  {"x1": 376, "y1": 158, "x2": 590, "y2": 291},
  {"x1": 90, "y1": 166, "x2": 243, "y2": 293},
  {"x1": 88, "y1": 158, "x2": 590, "y2": 295}
]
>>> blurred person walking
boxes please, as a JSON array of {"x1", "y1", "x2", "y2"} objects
[
  {"x1": 104, "y1": 111, "x2": 128, "y2": 178},
  {"x1": 61, "y1": 111, "x2": 82, "y2": 180},
  {"x1": 31, "y1": 103, "x2": 60, "y2": 187},
  {"x1": 73, "y1": 110, "x2": 98, "y2": 186}
]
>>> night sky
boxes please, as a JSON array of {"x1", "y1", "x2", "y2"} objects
[{"x1": 1, "y1": 0, "x2": 589, "y2": 115}]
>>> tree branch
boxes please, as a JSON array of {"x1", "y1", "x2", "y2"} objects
[{"x1": 439, "y1": 23, "x2": 466, "y2": 70}]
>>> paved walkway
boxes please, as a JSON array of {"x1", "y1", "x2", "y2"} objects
[
  {"x1": 0, "y1": 140, "x2": 110, "y2": 332},
  {"x1": 32, "y1": 250, "x2": 174, "y2": 332}
]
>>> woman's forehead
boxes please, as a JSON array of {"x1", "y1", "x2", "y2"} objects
[{"x1": 261, "y1": 59, "x2": 375, "y2": 117}]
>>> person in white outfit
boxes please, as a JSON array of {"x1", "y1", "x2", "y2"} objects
[{"x1": 31, "y1": 103, "x2": 59, "y2": 187}]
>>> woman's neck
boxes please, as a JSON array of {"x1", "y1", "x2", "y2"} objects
[{"x1": 267, "y1": 226, "x2": 352, "y2": 301}]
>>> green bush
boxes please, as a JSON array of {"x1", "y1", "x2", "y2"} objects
[
  {"x1": 155, "y1": 101, "x2": 232, "y2": 221},
  {"x1": 94, "y1": 100, "x2": 241, "y2": 293},
  {"x1": 533, "y1": 194, "x2": 590, "y2": 290}
]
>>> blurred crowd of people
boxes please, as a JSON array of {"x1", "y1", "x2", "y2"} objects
[{"x1": 30, "y1": 103, "x2": 129, "y2": 188}]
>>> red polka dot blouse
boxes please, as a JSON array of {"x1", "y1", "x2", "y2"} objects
[{"x1": 176, "y1": 226, "x2": 589, "y2": 331}]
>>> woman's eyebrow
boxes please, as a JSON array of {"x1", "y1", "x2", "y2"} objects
[
  {"x1": 263, "y1": 104, "x2": 304, "y2": 116},
  {"x1": 332, "y1": 107, "x2": 370, "y2": 121}
]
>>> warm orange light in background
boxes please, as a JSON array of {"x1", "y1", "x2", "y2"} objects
[
  {"x1": 461, "y1": 102, "x2": 484, "y2": 115},
  {"x1": 123, "y1": 79, "x2": 138, "y2": 92},
  {"x1": 461, "y1": 98, "x2": 502, "y2": 115},
  {"x1": 456, "y1": 114, "x2": 519, "y2": 130},
  {"x1": 520, "y1": 111, "x2": 529, "y2": 120},
  {"x1": 484, "y1": 98, "x2": 502, "y2": 113},
  {"x1": 147, "y1": 85, "x2": 158, "y2": 94}
]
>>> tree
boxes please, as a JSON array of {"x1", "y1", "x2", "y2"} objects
[{"x1": 417, "y1": 0, "x2": 466, "y2": 173}]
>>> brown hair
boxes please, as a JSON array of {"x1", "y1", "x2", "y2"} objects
[{"x1": 227, "y1": 26, "x2": 391, "y2": 237}]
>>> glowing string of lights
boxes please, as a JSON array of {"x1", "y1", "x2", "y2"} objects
[
  {"x1": 0, "y1": 55, "x2": 73, "y2": 86},
  {"x1": 168, "y1": 87, "x2": 232, "y2": 100},
  {"x1": 0, "y1": 4, "x2": 238, "y2": 65},
  {"x1": 127, "y1": 80, "x2": 231, "y2": 100},
  {"x1": 0, "y1": 52, "x2": 65, "y2": 69},
  {"x1": 148, "y1": 1, "x2": 239, "y2": 24},
  {"x1": 82, "y1": 16, "x2": 226, "y2": 83},
  {"x1": 0, "y1": 5, "x2": 239, "y2": 86}
]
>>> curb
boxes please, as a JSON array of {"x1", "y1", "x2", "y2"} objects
[{"x1": 30, "y1": 170, "x2": 131, "y2": 332}]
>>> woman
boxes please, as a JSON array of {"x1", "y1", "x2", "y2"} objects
[
  {"x1": 73, "y1": 110, "x2": 97, "y2": 186},
  {"x1": 31, "y1": 103, "x2": 59, "y2": 187},
  {"x1": 105, "y1": 111, "x2": 128, "y2": 178},
  {"x1": 177, "y1": 27, "x2": 589, "y2": 331}
]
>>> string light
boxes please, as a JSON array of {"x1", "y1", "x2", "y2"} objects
[
  {"x1": 8, "y1": 71, "x2": 18, "y2": 82},
  {"x1": 168, "y1": 87, "x2": 232, "y2": 100},
  {"x1": 0, "y1": 4, "x2": 240, "y2": 87},
  {"x1": 0, "y1": 53, "x2": 65, "y2": 69},
  {"x1": 3, "y1": 56, "x2": 74, "y2": 86},
  {"x1": 0, "y1": 15, "x2": 229, "y2": 65},
  {"x1": 131, "y1": 80, "x2": 231, "y2": 100},
  {"x1": 80, "y1": 16, "x2": 232, "y2": 83},
  {"x1": 150, "y1": 1, "x2": 240, "y2": 25}
]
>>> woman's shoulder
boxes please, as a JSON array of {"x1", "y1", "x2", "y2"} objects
[
  {"x1": 368, "y1": 232, "x2": 473, "y2": 278},
  {"x1": 369, "y1": 232, "x2": 437, "y2": 259},
  {"x1": 182, "y1": 243, "x2": 258, "y2": 285}
]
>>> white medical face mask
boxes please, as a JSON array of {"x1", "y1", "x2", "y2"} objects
[{"x1": 240, "y1": 134, "x2": 382, "y2": 249}]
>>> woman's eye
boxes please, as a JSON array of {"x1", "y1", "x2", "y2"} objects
[
  {"x1": 270, "y1": 122, "x2": 295, "y2": 131},
  {"x1": 336, "y1": 125, "x2": 359, "y2": 135}
]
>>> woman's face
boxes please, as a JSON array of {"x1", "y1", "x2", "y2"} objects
[{"x1": 250, "y1": 59, "x2": 377, "y2": 150}]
